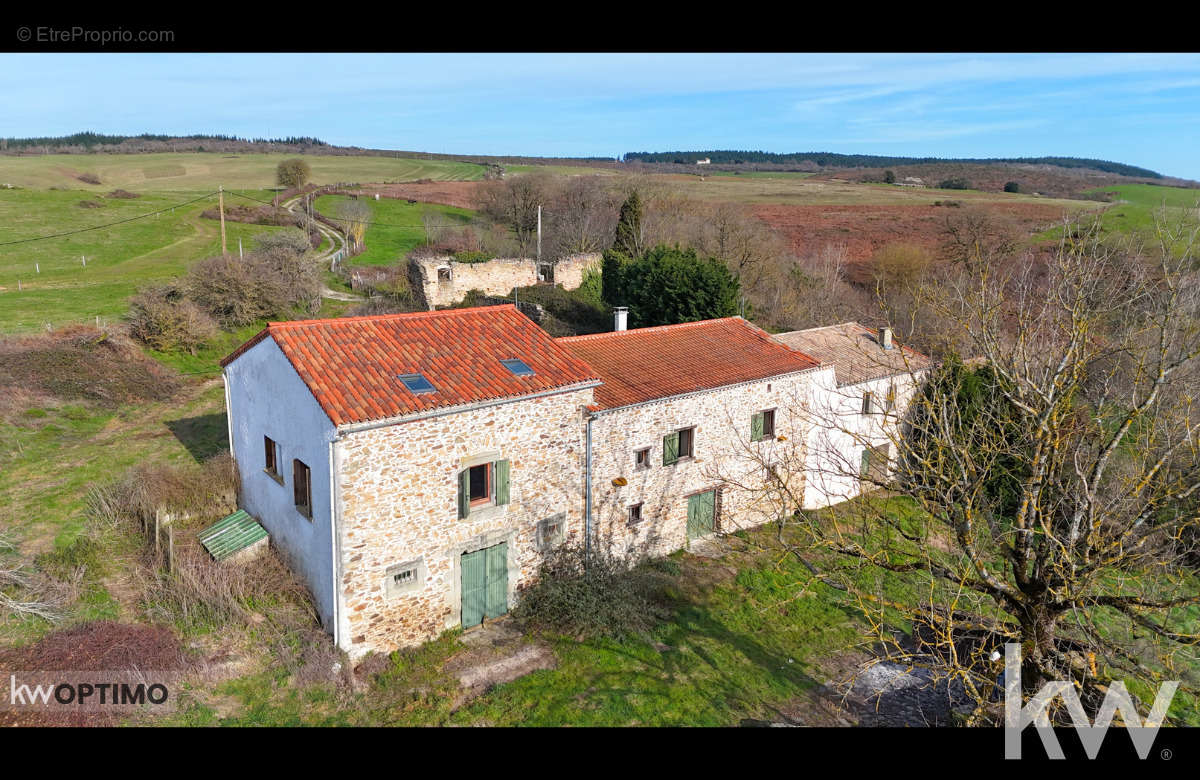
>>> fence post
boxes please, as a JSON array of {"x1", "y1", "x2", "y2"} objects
[{"x1": 167, "y1": 527, "x2": 174, "y2": 574}]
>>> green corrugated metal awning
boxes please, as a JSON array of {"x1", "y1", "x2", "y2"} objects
[{"x1": 198, "y1": 510, "x2": 268, "y2": 562}]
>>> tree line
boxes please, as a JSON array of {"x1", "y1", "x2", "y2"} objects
[{"x1": 623, "y1": 150, "x2": 1163, "y2": 179}]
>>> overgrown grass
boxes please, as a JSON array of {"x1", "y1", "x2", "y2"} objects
[{"x1": 314, "y1": 195, "x2": 475, "y2": 266}]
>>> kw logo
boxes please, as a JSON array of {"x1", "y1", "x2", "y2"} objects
[{"x1": 1004, "y1": 644, "x2": 1179, "y2": 759}]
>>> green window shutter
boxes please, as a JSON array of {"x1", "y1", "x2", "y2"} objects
[
  {"x1": 663, "y1": 432, "x2": 679, "y2": 466},
  {"x1": 458, "y1": 469, "x2": 470, "y2": 518},
  {"x1": 751, "y1": 412, "x2": 764, "y2": 442},
  {"x1": 494, "y1": 459, "x2": 510, "y2": 505},
  {"x1": 860, "y1": 449, "x2": 871, "y2": 478}
]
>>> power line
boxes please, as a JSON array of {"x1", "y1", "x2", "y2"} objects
[
  {"x1": 0, "y1": 191, "x2": 219, "y2": 247},
  {"x1": 225, "y1": 190, "x2": 459, "y2": 230}
]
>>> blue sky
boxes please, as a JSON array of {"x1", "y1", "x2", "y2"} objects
[{"x1": 4, "y1": 53, "x2": 1200, "y2": 179}]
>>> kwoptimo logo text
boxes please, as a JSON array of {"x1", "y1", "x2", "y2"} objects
[
  {"x1": 6, "y1": 672, "x2": 177, "y2": 713},
  {"x1": 1003, "y1": 644, "x2": 1179, "y2": 759}
]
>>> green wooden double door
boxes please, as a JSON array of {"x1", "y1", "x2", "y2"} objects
[
  {"x1": 687, "y1": 490, "x2": 716, "y2": 541},
  {"x1": 461, "y1": 542, "x2": 508, "y2": 629}
]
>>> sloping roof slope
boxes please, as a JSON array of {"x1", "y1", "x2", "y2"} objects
[
  {"x1": 221, "y1": 305, "x2": 601, "y2": 426},
  {"x1": 772, "y1": 322, "x2": 932, "y2": 387},
  {"x1": 557, "y1": 317, "x2": 820, "y2": 411}
]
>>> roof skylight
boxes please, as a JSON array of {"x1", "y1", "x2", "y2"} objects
[
  {"x1": 398, "y1": 373, "x2": 436, "y2": 394},
  {"x1": 500, "y1": 358, "x2": 535, "y2": 377}
]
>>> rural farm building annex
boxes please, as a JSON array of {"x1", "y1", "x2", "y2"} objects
[{"x1": 220, "y1": 304, "x2": 930, "y2": 657}]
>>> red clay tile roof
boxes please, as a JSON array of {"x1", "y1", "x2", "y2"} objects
[
  {"x1": 556, "y1": 317, "x2": 821, "y2": 411},
  {"x1": 221, "y1": 305, "x2": 601, "y2": 426}
]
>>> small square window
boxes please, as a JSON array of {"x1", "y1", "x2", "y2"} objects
[
  {"x1": 634, "y1": 448, "x2": 651, "y2": 470},
  {"x1": 399, "y1": 373, "x2": 436, "y2": 394},
  {"x1": 437, "y1": 267, "x2": 452, "y2": 283},
  {"x1": 628, "y1": 503, "x2": 644, "y2": 525}
]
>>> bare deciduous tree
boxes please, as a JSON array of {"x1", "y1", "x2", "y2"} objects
[{"x1": 724, "y1": 211, "x2": 1200, "y2": 722}]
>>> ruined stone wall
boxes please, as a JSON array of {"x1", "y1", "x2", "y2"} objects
[
  {"x1": 335, "y1": 387, "x2": 594, "y2": 657},
  {"x1": 587, "y1": 369, "x2": 827, "y2": 560},
  {"x1": 411, "y1": 253, "x2": 600, "y2": 310}
]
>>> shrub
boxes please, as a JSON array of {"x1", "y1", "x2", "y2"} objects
[
  {"x1": 77, "y1": 200, "x2": 103, "y2": 209},
  {"x1": 512, "y1": 543, "x2": 676, "y2": 640},
  {"x1": 105, "y1": 189, "x2": 140, "y2": 199},
  {"x1": 1003, "y1": 181, "x2": 1020, "y2": 193},
  {"x1": 126, "y1": 284, "x2": 219, "y2": 354},
  {"x1": 76, "y1": 172, "x2": 101, "y2": 185},
  {"x1": 938, "y1": 178, "x2": 972, "y2": 190},
  {"x1": 86, "y1": 452, "x2": 239, "y2": 532},
  {"x1": 884, "y1": 169, "x2": 896, "y2": 184},
  {"x1": 186, "y1": 248, "x2": 321, "y2": 327},
  {"x1": 137, "y1": 540, "x2": 317, "y2": 634},
  {"x1": 452, "y1": 250, "x2": 490, "y2": 264},
  {"x1": 254, "y1": 227, "x2": 313, "y2": 256},
  {"x1": 0, "y1": 326, "x2": 181, "y2": 406}
]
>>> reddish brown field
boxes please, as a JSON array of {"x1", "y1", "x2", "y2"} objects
[
  {"x1": 752, "y1": 201, "x2": 1071, "y2": 263},
  {"x1": 354, "y1": 180, "x2": 482, "y2": 210}
]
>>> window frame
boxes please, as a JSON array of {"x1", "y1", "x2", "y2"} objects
[
  {"x1": 293, "y1": 458, "x2": 312, "y2": 520},
  {"x1": 634, "y1": 447, "x2": 651, "y2": 470},
  {"x1": 628, "y1": 502, "x2": 644, "y2": 525},
  {"x1": 468, "y1": 462, "x2": 493, "y2": 507},
  {"x1": 264, "y1": 435, "x2": 282, "y2": 483},
  {"x1": 752, "y1": 409, "x2": 776, "y2": 442},
  {"x1": 677, "y1": 427, "x2": 695, "y2": 460},
  {"x1": 862, "y1": 391, "x2": 874, "y2": 415},
  {"x1": 886, "y1": 382, "x2": 897, "y2": 413}
]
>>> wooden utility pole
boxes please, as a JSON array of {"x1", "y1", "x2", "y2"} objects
[
  {"x1": 219, "y1": 185, "x2": 228, "y2": 256},
  {"x1": 536, "y1": 204, "x2": 542, "y2": 262}
]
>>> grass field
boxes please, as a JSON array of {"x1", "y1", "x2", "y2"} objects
[
  {"x1": 314, "y1": 194, "x2": 475, "y2": 266},
  {"x1": 0, "y1": 188, "x2": 290, "y2": 333},
  {"x1": 0, "y1": 153, "x2": 483, "y2": 192},
  {"x1": 1083, "y1": 183, "x2": 1200, "y2": 233}
]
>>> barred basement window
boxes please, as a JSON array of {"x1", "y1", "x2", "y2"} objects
[{"x1": 385, "y1": 558, "x2": 425, "y2": 597}]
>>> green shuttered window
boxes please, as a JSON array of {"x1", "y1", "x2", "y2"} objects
[
  {"x1": 458, "y1": 458, "x2": 510, "y2": 518},
  {"x1": 751, "y1": 412, "x2": 764, "y2": 442},
  {"x1": 663, "y1": 431, "x2": 680, "y2": 466}
]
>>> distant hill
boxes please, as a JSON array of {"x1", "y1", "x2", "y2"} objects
[
  {"x1": 0, "y1": 132, "x2": 340, "y2": 156},
  {"x1": 623, "y1": 150, "x2": 1164, "y2": 180}
]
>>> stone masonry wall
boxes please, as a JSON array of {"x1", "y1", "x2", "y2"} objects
[
  {"x1": 588, "y1": 369, "x2": 828, "y2": 560},
  {"x1": 412, "y1": 253, "x2": 600, "y2": 310},
  {"x1": 335, "y1": 387, "x2": 593, "y2": 657}
]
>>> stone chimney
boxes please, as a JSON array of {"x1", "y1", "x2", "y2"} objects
[
  {"x1": 880, "y1": 327, "x2": 894, "y2": 350},
  {"x1": 613, "y1": 307, "x2": 628, "y2": 332}
]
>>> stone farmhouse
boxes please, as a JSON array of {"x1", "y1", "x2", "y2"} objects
[{"x1": 220, "y1": 305, "x2": 930, "y2": 657}]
